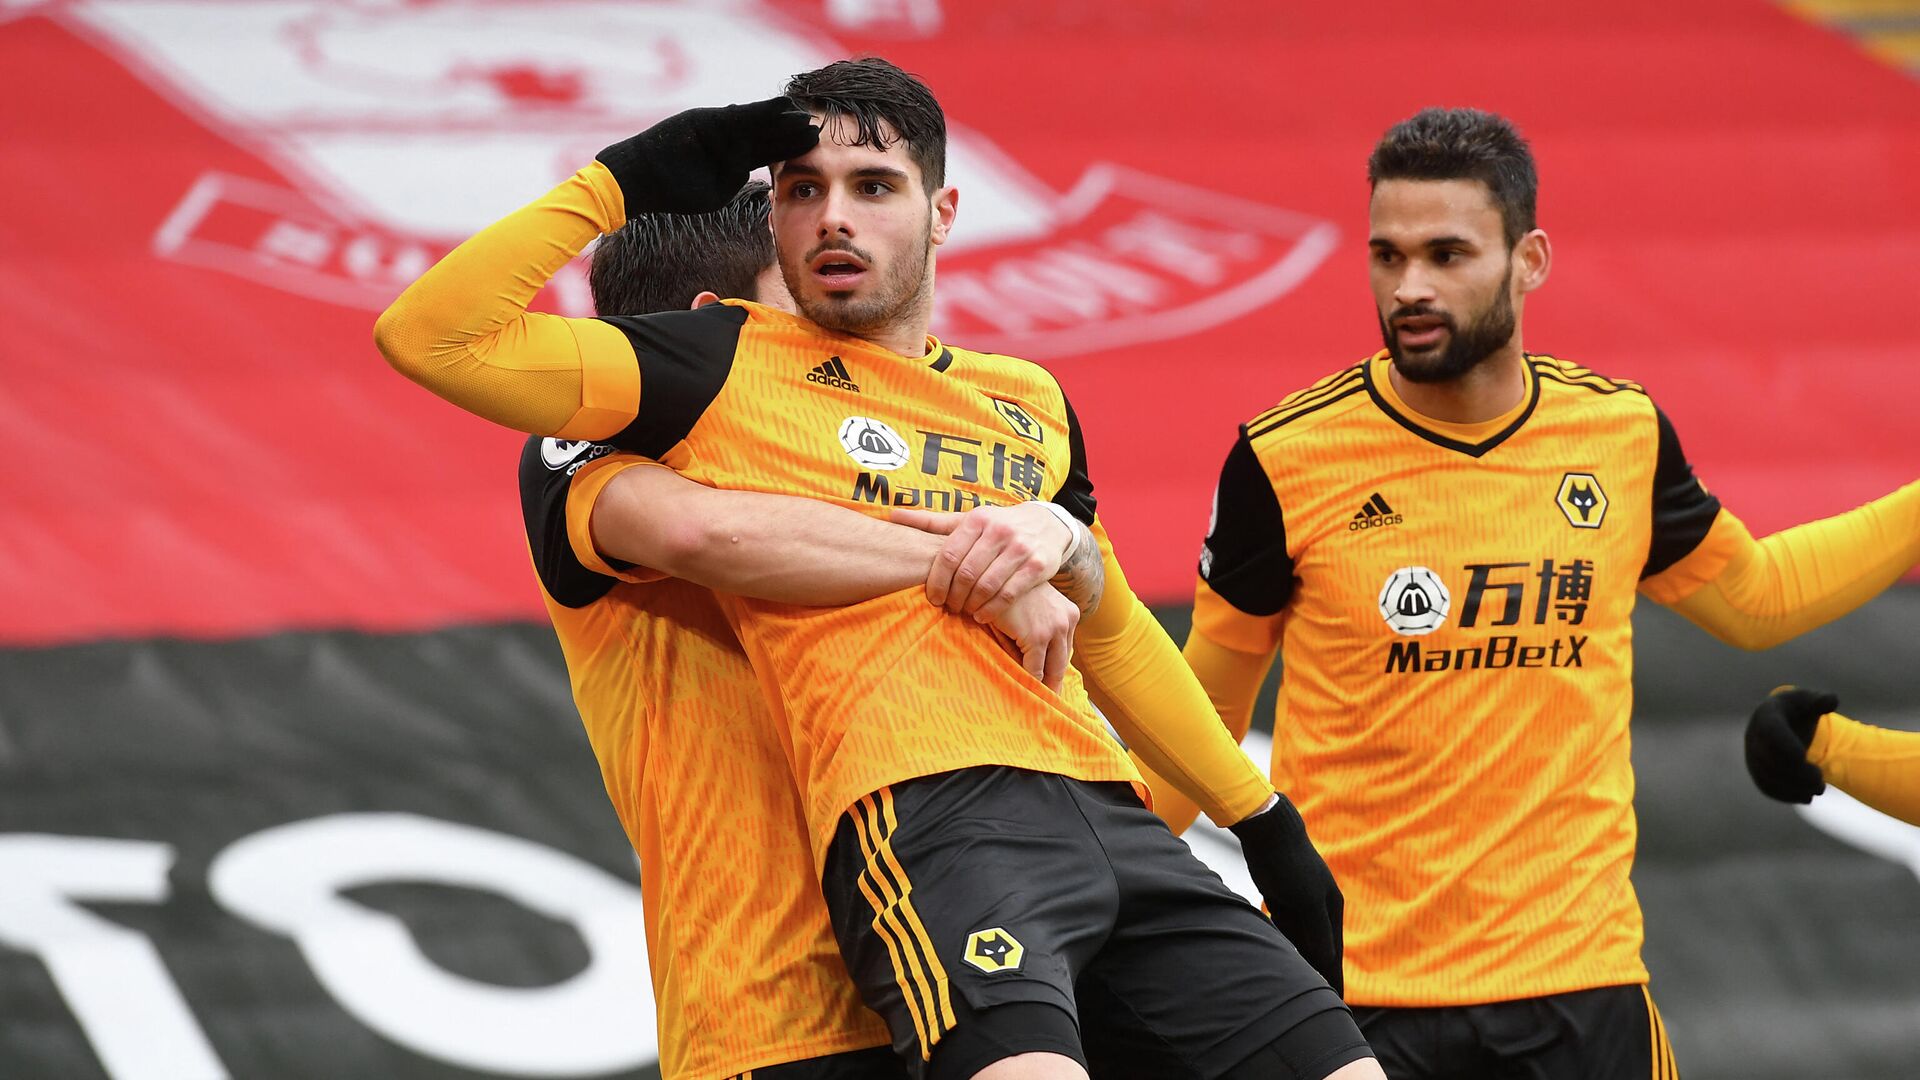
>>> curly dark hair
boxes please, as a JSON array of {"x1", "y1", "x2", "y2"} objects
[
  {"x1": 1368, "y1": 108, "x2": 1537, "y2": 248},
  {"x1": 785, "y1": 57, "x2": 946, "y2": 192}
]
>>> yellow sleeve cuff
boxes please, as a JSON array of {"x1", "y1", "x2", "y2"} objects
[{"x1": 566, "y1": 454, "x2": 668, "y2": 584}]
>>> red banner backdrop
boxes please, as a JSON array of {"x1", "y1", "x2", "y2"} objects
[{"x1": 3, "y1": 0, "x2": 1916, "y2": 643}]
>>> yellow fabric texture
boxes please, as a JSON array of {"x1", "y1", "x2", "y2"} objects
[
  {"x1": 1809, "y1": 713, "x2": 1920, "y2": 826},
  {"x1": 538, "y1": 566, "x2": 887, "y2": 1077},
  {"x1": 1133, "y1": 627, "x2": 1276, "y2": 835},
  {"x1": 1643, "y1": 480, "x2": 1920, "y2": 649},
  {"x1": 373, "y1": 162, "x2": 641, "y2": 439},
  {"x1": 664, "y1": 309, "x2": 1141, "y2": 867},
  {"x1": 1074, "y1": 521, "x2": 1273, "y2": 828},
  {"x1": 1194, "y1": 352, "x2": 1665, "y2": 1007}
]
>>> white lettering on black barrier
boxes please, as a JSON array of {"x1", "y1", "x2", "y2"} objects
[
  {"x1": 0, "y1": 836, "x2": 229, "y2": 1080},
  {"x1": 208, "y1": 813, "x2": 657, "y2": 1076},
  {"x1": 2, "y1": 811, "x2": 1266, "y2": 1078}
]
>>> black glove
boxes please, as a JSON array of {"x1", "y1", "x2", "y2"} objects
[
  {"x1": 1228, "y1": 795, "x2": 1344, "y2": 996},
  {"x1": 1745, "y1": 687, "x2": 1837, "y2": 804},
  {"x1": 596, "y1": 98, "x2": 819, "y2": 215}
]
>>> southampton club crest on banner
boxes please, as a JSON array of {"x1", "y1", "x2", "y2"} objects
[{"x1": 48, "y1": 0, "x2": 1339, "y2": 361}]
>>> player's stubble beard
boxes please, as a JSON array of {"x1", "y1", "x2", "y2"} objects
[
  {"x1": 780, "y1": 215, "x2": 935, "y2": 340},
  {"x1": 1378, "y1": 265, "x2": 1517, "y2": 384}
]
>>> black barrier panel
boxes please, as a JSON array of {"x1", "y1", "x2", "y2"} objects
[
  {"x1": 0, "y1": 626, "x2": 661, "y2": 1080},
  {"x1": 3, "y1": 597, "x2": 1920, "y2": 1080}
]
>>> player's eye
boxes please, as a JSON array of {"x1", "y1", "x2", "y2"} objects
[
  {"x1": 1433, "y1": 249, "x2": 1458, "y2": 265},
  {"x1": 790, "y1": 182, "x2": 819, "y2": 199},
  {"x1": 1372, "y1": 249, "x2": 1398, "y2": 265},
  {"x1": 857, "y1": 180, "x2": 891, "y2": 196}
]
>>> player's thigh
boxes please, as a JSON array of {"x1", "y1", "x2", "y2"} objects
[
  {"x1": 1493, "y1": 984, "x2": 1679, "y2": 1080},
  {"x1": 1069, "y1": 782, "x2": 1372, "y2": 1080},
  {"x1": 738, "y1": 1045, "x2": 910, "y2": 1079},
  {"x1": 819, "y1": 768, "x2": 1118, "y2": 1074}
]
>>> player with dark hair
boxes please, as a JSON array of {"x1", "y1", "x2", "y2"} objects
[
  {"x1": 542, "y1": 178, "x2": 1156, "y2": 1080},
  {"x1": 1177, "y1": 106, "x2": 1920, "y2": 1078},
  {"x1": 380, "y1": 57, "x2": 1379, "y2": 1080},
  {"x1": 1744, "y1": 687, "x2": 1920, "y2": 825},
  {"x1": 522, "y1": 182, "x2": 905, "y2": 1080},
  {"x1": 587, "y1": 180, "x2": 778, "y2": 317}
]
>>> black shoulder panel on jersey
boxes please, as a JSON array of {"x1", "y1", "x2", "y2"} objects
[
  {"x1": 1051, "y1": 385, "x2": 1098, "y2": 526},
  {"x1": 1642, "y1": 404, "x2": 1723, "y2": 579},
  {"x1": 1199, "y1": 427, "x2": 1294, "y2": 615},
  {"x1": 600, "y1": 303, "x2": 748, "y2": 458},
  {"x1": 518, "y1": 436, "x2": 619, "y2": 609}
]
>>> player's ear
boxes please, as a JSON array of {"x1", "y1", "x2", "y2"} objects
[
  {"x1": 930, "y1": 185, "x2": 958, "y2": 247},
  {"x1": 1514, "y1": 228, "x2": 1551, "y2": 295},
  {"x1": 690, "y1": 290, "x2": 723, "y2": 309}
]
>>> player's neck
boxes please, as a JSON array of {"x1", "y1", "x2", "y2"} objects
[
  {"x1": 1387, "y1": 343, "x2": 1528, "y2": 426},
  {"x1": 862, "y1": 315, "x2": 933, "y2": 358}
]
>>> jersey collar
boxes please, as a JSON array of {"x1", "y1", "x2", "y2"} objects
[{"x1": 1362, "y1": 350, "x2": 1539, "y2": 458}]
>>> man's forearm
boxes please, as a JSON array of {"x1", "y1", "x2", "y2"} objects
[
  {"x1": 592, "y1": 465, "x2": 942, "y2": 605},
  {"x1": 1076, "y1": 524, "x2": 1273, "y2": 826}
]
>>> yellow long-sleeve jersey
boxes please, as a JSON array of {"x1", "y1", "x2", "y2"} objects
[{"x1": 1191, "y1": 351, "x2": 1920, "y2": 1007}]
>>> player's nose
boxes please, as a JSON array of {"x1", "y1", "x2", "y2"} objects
[
  {"x1": 1393, "y1": 265, "x2": 1436, "y2": 306},
  {"x1": 816, "y1": 185, "x2": 856, "y2": 239}
]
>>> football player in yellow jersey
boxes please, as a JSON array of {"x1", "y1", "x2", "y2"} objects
[
  {"x1": 1745, "y1": 687, "x2": 1920, "y2": 826},
  {"x1": 380, "y1": 59, "x2": 1381, "y2": 1080},
  {"x1": 535, "y1": 181, "x2": 1198, "y2": 1080},
  {"x1": 1178, "y1": 107, "x2": 1920, "y2": 1080},
  {"x1": 527, "y1": 181, "x2": 902, "y2": 1080},
  {"x1": 534, "y1": 182, "x2": 1203, "y2": 1079}
]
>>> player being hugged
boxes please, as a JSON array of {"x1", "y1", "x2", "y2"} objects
[{"x1": 378, "y1": 58, "x2": 1381, "y2": 1080}]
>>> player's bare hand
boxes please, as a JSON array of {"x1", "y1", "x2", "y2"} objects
[
  {"x1": 984, "y1": 582, "x2": 1079, "y2": 694},
  {"x1": 890, "y1": 504, "x2": 1072, "y2": 621}
]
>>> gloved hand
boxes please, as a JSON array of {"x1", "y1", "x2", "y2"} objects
[
  {"x1": 1228, "y1": 794, "x2": 1344, "y2": 996},
  {"x1": 597, "y1": 98, "x2": 819, "y2": 214},
  {"x1": 1745, "y1": 686, "x2": 1837, "y2": 803}
]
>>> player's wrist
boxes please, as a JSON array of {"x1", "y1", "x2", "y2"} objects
[{"x1": 1038, "y1": 502, "x2": 1084, "y2": 571}]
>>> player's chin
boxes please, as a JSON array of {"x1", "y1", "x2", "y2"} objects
[{"x1": 1391, "y1": 339, "x2": 1446, "y2": 366}]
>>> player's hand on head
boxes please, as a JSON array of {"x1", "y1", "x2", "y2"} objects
[
  {"x1": 1227, "y1": 796, "x2": 1346, "y2": 997},
  {"x1": 982, "y1": 582, "x2": 1079, "y2": 694},
  {"x1": 1745, "y1": 686, "x2": 1837, "y2": 804},
  {"x1": 891, "y1": 503, "x2": 1075, "y2": 620},
  {"x1": 596, "y1": 97, "x2": 819, "y2": 215}
]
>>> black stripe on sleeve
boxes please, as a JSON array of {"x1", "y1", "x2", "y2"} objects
[
  {"x1": 518, "y1": 436, "x2": 620, "y2": 608},
  {"x1": 1199, "y1": 428, "x2": 1294, "y2": 615},
  {"x1": 600, "y1": 303, "x2": 748, "y2": 458},
  {"x1": 1642, "y1": 404, "x2": 1723, "y2": 579},
  {"x1": 1050, "y1": 389, "x2": 1098, "y2": 526}
]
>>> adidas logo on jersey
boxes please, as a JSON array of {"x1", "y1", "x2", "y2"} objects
[
  {"x1": 806, "y1": 356, "x2": 860, "y2": 392},
  {"x1": 1349, "y1": 492, "x2": 1403, "y2": 532}
]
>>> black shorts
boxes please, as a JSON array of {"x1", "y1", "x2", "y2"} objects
[
  {"x1": 1351, "y1": 983, "x2": 1679, "y2": 1080},
  {"x1": 730, "y1": 1045, "x2": 908, "y2": 1079},
  {"x1": 821, "y1": 767, "x2": 1373, "y2": 1080}
]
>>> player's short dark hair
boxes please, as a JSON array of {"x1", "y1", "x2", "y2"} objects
[
  {"x1": 1368, "y1": 108, "x2": 1537, "y2": 249},
  {"x1": 784, "y1": 57, "x2": 946, "y2": 192},
  {"x1": 588, "y1": 181, "x2": 772, "y2": 315}
]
